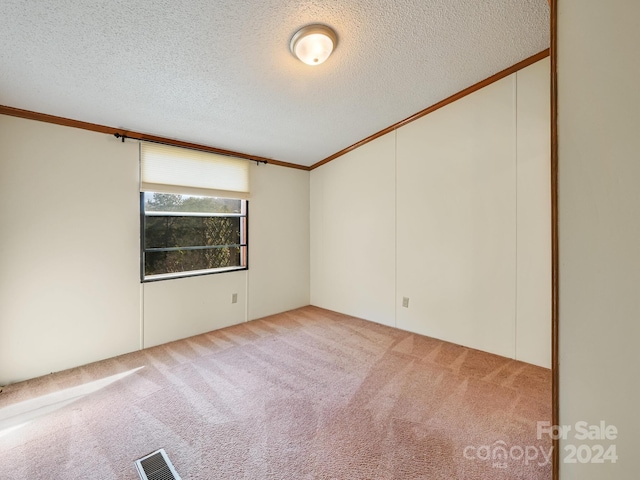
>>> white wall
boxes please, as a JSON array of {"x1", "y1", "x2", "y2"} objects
[
  {"x1": 143, "y1": 271, "x2": 247, "y2": 348},
  {"x1": 247, "y1": 162, "x2": 310, "y2": 320},
  {"x1": 0, "y1": 114, "x2": 310, "y2": 384},
  {"x1": 311, "y1": 58, "x2": 551, "y2": 366},
  {"x1": 558, "y1": 1, "x2": 640, "y2": 478},
  {"x1": 0, "y1": 115, "x2": 141, "y2": 385},
  {"x1": 516, "y1": 58, "x2": 552, "y2": 367},
  {"x1": 396, "y1": 75, "x2": 517, "y2": 359},
  {"x1": 310, "y1": 132, "x2": 396, "y2": 327},
  {"x1": 142, "y1": 162, "x2": 311, "y2": 346}
]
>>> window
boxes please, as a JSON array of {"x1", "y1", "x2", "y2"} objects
[
  {"x1": 141, "y1": 192, "x2": 248, "y2": 281},
  {"x1": 139, "y1": 142, "x2": 250, "y2": 281},
  {"x1": 140, "y1": 142, "x2": 249, "y2": 281}
]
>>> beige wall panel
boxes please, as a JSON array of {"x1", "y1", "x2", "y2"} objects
[
  {"x1": 558, "y1": 1, "x2": 640, "y2": 477},
  {"x1": 516, "y1": 57, "x2": 552, "y2": 368},
  {"x1": 143, "y1": 271, "x2": 247, "y2": 348},
  {"x1": 310, "y1": 132, "x2": 396, "y2": 327},
  {"x1": 0, "y1": 115, "x2": 140, "y2": 384},
  {"x1": 247, "y1": 163, "x2": 310, "y2": 320},
  {"x1": 396, "y1": 75, "x2": 517, "y2": 358}
]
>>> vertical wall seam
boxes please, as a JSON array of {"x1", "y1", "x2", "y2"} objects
[
  {"x1": 139, "y1": 142, "x2": 144, "y2": 350},
  {"x1": 394, "y1": 128, "x2": 398, "y2": 328},
  {"x1": 514, "y1": 72, "x2": 519, "y2": 361},
  {"x1": 140, "y1": 284, "x2": 145, "y2": 350},
  {"x1": 246, "y1": 184, "x2": 250, "y2": 322},
  {"x1": 308, "y1": 174, "x2": 311, "y2": 306},
  {"x1": 245, "y1": 269, "x2": 249, "y2": 322}
]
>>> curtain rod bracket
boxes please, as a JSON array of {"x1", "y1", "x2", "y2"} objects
[{"x1": 114, "y1": 133, "x2": 126, "y2": 143}]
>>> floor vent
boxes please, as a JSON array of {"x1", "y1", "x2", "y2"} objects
[{"x1": 135, "y1": 449, "x2": 182, "y2": 480}]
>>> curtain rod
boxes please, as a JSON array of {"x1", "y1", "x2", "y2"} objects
[{"x1": 114, "y1": 133, "x2": 268, "y2": 165}]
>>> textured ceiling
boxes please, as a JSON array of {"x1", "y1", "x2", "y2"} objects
[{"x1": 0, "y1": 1, "x2": 549, "y2": 167}]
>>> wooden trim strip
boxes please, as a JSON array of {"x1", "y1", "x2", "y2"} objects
[
  {"x1": 0, "y1": 105, "x2": 310, "y2": 171},
  {"x1": 261, "y1": 158, "x2": 309, "y2": 170},
  {"x1": 550, "y1": 1, "x2": 559, "y2": 479},
  {"x1": 0, "y1": 48, "x2": 550, "y2": 174},
  {"x1": 310, "y1": 49, "x2": 550, "y2": 170}
]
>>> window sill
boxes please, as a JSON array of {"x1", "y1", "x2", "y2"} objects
[{"x1": 142, "y1": 266, "x2": 247, "y2": 283}]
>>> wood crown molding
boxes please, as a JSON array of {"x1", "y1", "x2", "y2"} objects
[
  {"x1": 1, "y1": 49, "x2": 549, "y2": 174},
  {"x1": 310, "y1": 49, "x2": 550, "y2": 170},
  {"x1": 0, "y1": 105, "x2": 309, "y2": 171}
]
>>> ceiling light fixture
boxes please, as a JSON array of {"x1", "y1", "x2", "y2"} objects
[{"x1": 290, "y1": 24, "x2": 337, "y2": 66}]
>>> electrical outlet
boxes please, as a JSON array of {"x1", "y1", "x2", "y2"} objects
[
  {"x1": 232, "y1": 293, "x2": 238, "y2": 304},
  {"x1": 402, "y1": 297, "x2": 409, "y2": 308}
]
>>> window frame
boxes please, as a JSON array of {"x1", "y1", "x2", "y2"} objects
[{"x1": 140, "y1": 192, "x2": 248, "y2": 282}]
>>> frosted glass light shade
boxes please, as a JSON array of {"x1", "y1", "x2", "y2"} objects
[{"x1": 290, "y1": 25, "x2": 337, "y2": 66}]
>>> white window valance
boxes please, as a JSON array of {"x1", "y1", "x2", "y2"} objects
[{"x1": 140, "y1": 143, "x2": 250, "y2": 199}]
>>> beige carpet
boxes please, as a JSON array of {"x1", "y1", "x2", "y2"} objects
[{"x1": 0, "y1": 306, "x2": 551, "y2": 479}]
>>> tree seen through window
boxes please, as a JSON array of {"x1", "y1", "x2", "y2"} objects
[{"x1": 142, "y1": 193, "x2": 247, "y2": 279}]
